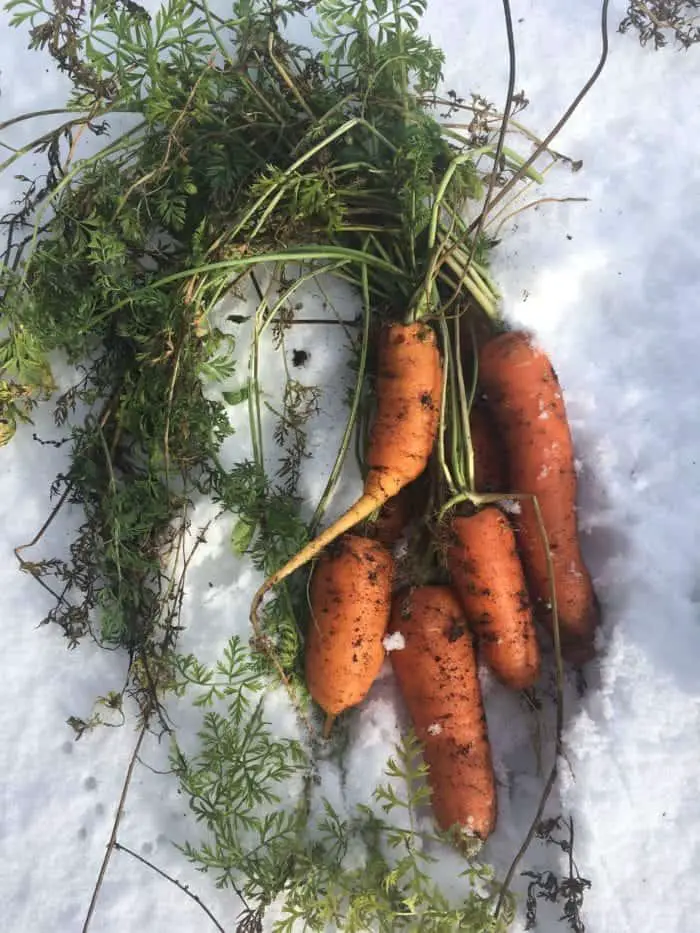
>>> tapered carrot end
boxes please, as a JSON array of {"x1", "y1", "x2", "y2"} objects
[
  {"x1": 250, "y1": 491, "x2": 389, "y2": 641},
  {"x1": 250, "y1": 583, "x2": 267, "y2": 635},
  {"x1": 323, "y1": 714, "x2": 337, "y2": 739},
  {"x1": 451, "y1": 825, "x2": 486, "y2": 858}
]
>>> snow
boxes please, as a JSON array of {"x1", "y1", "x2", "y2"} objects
[
  {"x1": 382, "y1": 632, "x2": 406, "y2": 652},
  {"x1": 3, "y1": 1, "x2": 700, "y2": 932},
  {"x1": 501, "y1": 498, "x2": 523, "y2": 515}
]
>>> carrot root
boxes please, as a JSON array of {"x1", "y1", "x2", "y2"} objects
[
  {"x1": 389, "y1": 585, "x2": 497, "y2": 842},
  {"x1": 251, "y1": 322, "x2": 442, "y2": 631},
  {"x1": 305, "y1": 535, "x2": 394, "y2": 719},
  {"x1": 250, "y1": 489, "x2": 389, "y2": 632},
  {"x1": 323, "y1": 714, "x2": 337, "y2": 739},
  {"x1": 448, "y1": 507, "x2": 540, "y2": 690},
  {"x1": 478, "y1": 330, "x2": 600, "y2": 663}
]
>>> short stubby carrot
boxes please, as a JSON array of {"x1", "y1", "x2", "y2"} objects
[
  {"x1": 478, "y1": 330, "x2": 599, "y2": 664},
  {"x1": 389, "y1": 586, "x2": 497, "y2": 842},
  {"x1": 448, "y1": 507, "x2": 540, "y2": 690},
  {"x1": 470, "y1": 403, "x2": 508, "y2": 493},
  {"x1": 251, "y1": 322, "x2": 441, "y2": 626},
  {"x1": 306, "y1": 535, "x2": 394, "y2": 729}
]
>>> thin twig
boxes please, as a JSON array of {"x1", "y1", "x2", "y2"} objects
[
  {"x1": 488, "y1": 196, "x2": 589, "y2": 241},
  {"x1": 13, "y1": 393, "x2": 117, "y2": 571},
  {"x1": 228, "y1": 316, "x2": 361, "y2": 326},
  {"x1": 267, "y1": 31, "x2": 314, "y2": 119},
  {"x1": 309, "y1": 259, "x2": 372, "y2": 534},
  {"x1": 82, "y1": 723, "x2": 148, "y2": 933},
  {"x1": 113, "y1": 842, "x2": 227, "y2": 933},
  {"x1": 472, "y1": 0, "x2": 518, "y2": 250},
  {"x1": 14, "y1": 484, "x2": 72, "y2": 564},
  {"x1": 473, "y1": 0, "x2": 612, "y2": 230},
  {"x1": 428, "y1": 0, "x2": 517, "y2": 319}
]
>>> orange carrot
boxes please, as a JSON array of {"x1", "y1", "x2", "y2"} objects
[
  {"x1": 448, "y1": 507, "x2": 540, "y2": 689},
  {"x1": 305, "y1": 535, "x2": 394, "y2": 729},
  {"x1": 370, "y1": 470, "x2": 431, "y2": 547},
  {"x1": 389, "y1": 585, "x2": 497, "y2": 842},
  {"x1": 478, "y1": 330, "x2": 599, "y2": 664},
  {"x1": 251, "y1": 322, "x2": 441, "y2": 623},
  {"x1": 470, "y1": 403, "x2": 507, "y2": 493},
  {"x1": 371, "y1": 485, "x2": 413, "y2": 547}
]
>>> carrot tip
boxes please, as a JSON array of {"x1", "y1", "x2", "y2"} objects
[
  {"x1": 454, "y1": 828, "x2": 486, "y2": 857},
  {"x1": 322, "y1": 714, "x2": 337, "y2": 739}
]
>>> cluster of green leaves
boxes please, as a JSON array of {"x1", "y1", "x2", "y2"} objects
[
  {"x1": 217, "y1": 460, "x2": 311, "y2": 674},
  {"x1": 1, "y1": 0, "x2": 503, "y2": 685},
  {"x1": 314, "y1": 0, "x2": 445, "y2": 92},
  {"x1": 0, "y1": 1, "x2": 322, "y2": 667},
  {"x1": 171, "y1": 636, "x2": 514, "y2": 933}
]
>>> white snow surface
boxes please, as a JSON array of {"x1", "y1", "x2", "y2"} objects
[
  {"x1": 3, "y1": 1, "x2": 700, "y2": 931},
  {"x1": 383, "y1": 632, "x2": 406, "y2": 653}
]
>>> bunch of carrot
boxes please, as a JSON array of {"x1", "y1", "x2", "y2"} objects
[{"x1": 251, "y1": 317, "x2": 599, "y2": 846}]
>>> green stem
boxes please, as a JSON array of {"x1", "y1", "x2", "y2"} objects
[
  {"x1": 257, "y1": 262, "x2": 349, "y2": 342},
  {"x1": 196, "y1": 0, "x2": 234, "y2": 65},
  {"x1": 239, "y1": 72, "x2": 287, "y2": 125},
  {"x1": 427, "y1": 154, "x2": 475, "y2": 252},
  {"x1": 248, "y1": 273, "x2": 269, "y2": 470},
  {"x1": 439, "y1": 253, "x2": 498, "y2": 319},
  {"x1": 447, "y1": 334, "x2": 465, "y2": 492},
  {"x1": 267, "y1": 31, "x2": 315, "y2": 120},
  {"x1": 0, "y1": 104, "x2": 137, "y2": 166},
  {"x1": 452, "y1": 311, "x2": 474, "y2": 492},
  {"x1": 89, "y1": 247, "x2": 406, "y2": 330},
  {"x1": 437, "y1": 316, "x2": 457, "y2": 494},
  {"x1": 310, "y1": 261, "x2": 372, "y2": 534},
  {"x1": 466, "y1": 317, "x2": 480, "y2": 414}
]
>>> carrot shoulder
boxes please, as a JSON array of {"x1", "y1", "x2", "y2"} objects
[
  {"x1": 251, "y1": 322, "x2": 441, "y2": 624},
  {"x1": 478, "y1": 331, "x2": 599, "y2": 664},
  {"x1": 389, "y1": 586, "x2": 497, "y2": 842},
  {"x1": 448, "y1": 507, "x2": 540, "y2": 690},
  {"x1": 306, "y1": 535, "x2": 394, "y2": 723}
]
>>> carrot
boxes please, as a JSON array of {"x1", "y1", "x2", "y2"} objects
[
  {"x1": 469, "y1": 403, "x2": 507, "y2": 493},
  {"x1": 371, "y1": 486, "x2": 412, "y2": 547},
  {"x1": 389, "y1": 585, "x2": 497, "y2": 842},
  {"x1": 370, "y1": 470, "x2": 430, "y2": 547},
  {"x1": 447, "y1": 507, "x2": 540, "y2": 689},
  {"x1": 251, "y1": 321, "x2": 441, "y2": 623},
  {"x1": 478, "y1": 330, "x2": 599, "y2": 664},
  {"x1": 305, "y1": 535, "x2": 394, "y2": 732}
]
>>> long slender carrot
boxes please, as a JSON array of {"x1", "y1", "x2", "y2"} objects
[
  {"x1": 389, "y1": 585, "x2": 497, "y2": 842},
  {"x1": 251, "y1": 321, "x2": 441, "y2": 625},
  {"x1": 478, "y1": 330, "x2": 599, "y2": 664},
  {"x1": 305, "y1": 535, "x2": 394, "y2": 730},
  {"x1": 448, "y1": 507, "x2": 540, "y2": 689}
]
